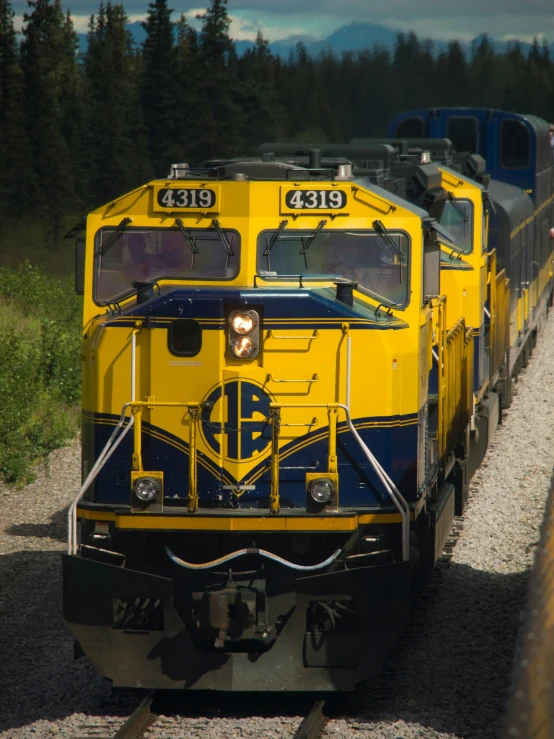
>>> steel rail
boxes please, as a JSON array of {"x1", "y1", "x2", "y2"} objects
[
  {"x1": 112, "y1": 692, "x2": 157, "y2": 739},
  {"x1": 292, "y1": 700, "x2": 328, "y2": 739}
]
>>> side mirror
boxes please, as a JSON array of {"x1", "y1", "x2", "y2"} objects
[{"x1": 75, "y1": 237, "x2": 85, "y2": 295}]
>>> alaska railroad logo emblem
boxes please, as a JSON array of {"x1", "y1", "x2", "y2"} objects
[{"x1": 200, "y1": 379, "x2": 273, "y2": 462}]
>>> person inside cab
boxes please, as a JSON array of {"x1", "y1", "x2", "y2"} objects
[{"x1": 123, "y1": 233, "x2": 151, "y2": 282}]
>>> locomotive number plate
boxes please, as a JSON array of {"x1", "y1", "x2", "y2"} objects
[
  {"x1": 153, "y1": 185, "x2": 220, "y2": 213},
  {"x1": 282, "y1": 188, "x2": 347, "y2": 211}
]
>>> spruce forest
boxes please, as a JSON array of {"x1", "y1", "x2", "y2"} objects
[{"x1": 2, "y1": 0, "x2": 554, "y2": 243}]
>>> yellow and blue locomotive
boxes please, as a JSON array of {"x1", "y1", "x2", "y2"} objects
[{"x1": 63, "y1": 156, "x2": 474, "y2": 690}]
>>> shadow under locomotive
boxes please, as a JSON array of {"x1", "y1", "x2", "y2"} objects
[
  {"x1": 350, "y1": 561, "x2": 530, "y2": 739},
  {"x1": 0, "y1": 547, "x2": 111, "y2": 731},
  {"x1": 6, "y1": 504, "x2": 69, "y2": 541}
]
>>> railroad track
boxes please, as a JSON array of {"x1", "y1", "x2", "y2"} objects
[
  {"x1": 112, "y1": 692, "x2": 156, "y2": 738},
  {"x1": 101, "y1": 693, "x2": 329, "y2": 739},
  {"x1": 292, "y1": 699, "x2": 328, "y2": 739}
]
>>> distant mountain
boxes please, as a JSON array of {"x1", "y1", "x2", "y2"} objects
[
  {"x1": 77, "y1": 20, "x2": 553, "y2": 58},
  {"x1": 309, "y1": 22, "x2": 400, "y2": 55},
  {"x1": 233, "y1": 23, "x2": 400, "y2": 58}
]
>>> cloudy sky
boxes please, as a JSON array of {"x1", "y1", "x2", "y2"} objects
[{"x1": 13, "y1": 0, "x2": 554, "y2": 42}]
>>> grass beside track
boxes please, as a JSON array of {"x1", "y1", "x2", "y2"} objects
[{"x1": 0, "y1": 221, "x2": 82, "y2": 485}]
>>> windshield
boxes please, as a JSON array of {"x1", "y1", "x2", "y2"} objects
[
  {"x1": 257, "y1": 228, "x2": 410, "y2": 308},
  {"x1": 94, "y1": 226, "x2": 240, "y2": 303},
  {"x1": 438, "y1": 198, "x2": 473, "y2": 254}
]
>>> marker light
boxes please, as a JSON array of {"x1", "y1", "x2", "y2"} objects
[
  {"x1": 233, "y1": 336, "x2": 254, "y2": 358},
  {"x1": 134, "y1": 477, "x2": 160, "y2": 502},
  {"x1": 231, "y1": 312, "x2": 254, "y2": 334},
  {"x1": 310, "y1": 478, "x2": 334, "y2": 504}
]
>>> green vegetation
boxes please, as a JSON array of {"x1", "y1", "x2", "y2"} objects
[{"x1": 0, "y1": 261, "x2": 81, "y2": 484}]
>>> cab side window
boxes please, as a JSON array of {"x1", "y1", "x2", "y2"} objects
[
  {"x1": 446, "y1": 117, "x2": 478, "y2": 153},
  {"x1": 501, "y1": 120, "x2": 530, "y2": 169}
]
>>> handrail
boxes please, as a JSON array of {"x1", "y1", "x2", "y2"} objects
[
  {"x1": 431, "y1": 297, "x2": 474, "y2": 468},
  {"x1": 68, "y1": 406, "x2": 134, "y2": 554},
  {"x1": 267, "y1": 330, "x2": 319, "y2": 340},
  {"x1": 267, "y1": 373, "x2": 319, "y2": 383},
  {"x1": 130, "y1": 400, "x2": 200, "y2": 512}
]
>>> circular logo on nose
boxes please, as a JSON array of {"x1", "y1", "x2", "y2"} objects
[{"x1": 200, "y1": 379, "x2": 274, "y2": 462}]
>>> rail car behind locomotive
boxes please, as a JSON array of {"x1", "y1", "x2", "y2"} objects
[{"x1": 388, "y1": 107, "x2": 553, "y2": 203}]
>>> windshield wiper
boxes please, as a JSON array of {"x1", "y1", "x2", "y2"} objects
[
  {"x1": 263, "y1": 219, "x2": 289, "y2": 270},
  {"x1": 95, "y1": 217, "x2": 132, "y2": 258},
  {"x1": 299, "y1": 219, "x2": 327, "y2": 269},
  {"x1": 372, "y1": 219, "x2": 405, "y2": 283},
  {"x1": 447, "y1": 192, "x2": 469, "y2": 238},
  {"x1": 447, "y1": 192, "x2": 468, "y2": 221},
  {"x1": 175, "y1": 218, "x2": 199, "y2": 268},
  {"x1": 211, "y1": 219, "x2": 234, "y2": 269}
]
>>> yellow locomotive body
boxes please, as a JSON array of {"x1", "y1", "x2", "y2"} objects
[{"x1": 64, "y1": 159, "x2": 473, "y2": 690}]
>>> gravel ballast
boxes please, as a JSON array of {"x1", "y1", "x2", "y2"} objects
[{"x1": 2, "y1": 317, "x2": 554, "y2": 738}]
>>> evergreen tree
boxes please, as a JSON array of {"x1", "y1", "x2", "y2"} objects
[
  {"x1": 140, "y1": 0, "x2": 176, "y2": 174},
  {"x1": 280, "y1": 43, "x2": 324, "y2": 141},
  {"x1": 173, "y1": 14, "x2": 203, "y2": 162},
  {"x1": 0, "y1": 0, "x2": 34, "y2": 218},
  {"x1": 469, "y1": 35, "x2": 501, "y2": 108},
  {"x1": 195, "y1": 0, "x2": 243, "y2": 159},
  {"x1": 436, "y1": 41, "x2": 470, "y2": 106},
  {"x1": 237, "y1": 31, "x2": 284, "y2": 147},
  {"x1": 354, "y1": 46, "x2": 397, "y2": 137},
  {"x1": 84, "y1": 2, "x2": 149, "y2": 206},
  {"x1": 59, "y1": 9, "x2": 86, "y2": 209},
  {"x1": 20, "y1": 0, "x2": 77, "y2": 245},
  {"x1": 393, "y1": 33, "x2": 429, "y2": 111},
  {"x1": 501, "y1": 43, "x2": 529, "y2": 113}
]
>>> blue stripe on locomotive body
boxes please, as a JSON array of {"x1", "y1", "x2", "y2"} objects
[
  {"x1": 388, "y1": 107, "x2": 552, "y2": 207},
  {"x1": 101, "y1": 286, "x2": 408, "y2": 331},
  {"x1": 83, "y1": 412, "x2": 419, "y2": 511}
]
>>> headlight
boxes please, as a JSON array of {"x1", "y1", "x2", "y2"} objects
[
  {"x1": 310, "y1": 478, "x2": 334, "y2": 504},
  {"x1": 233, "y1": 336, "x2": 254, "y2": 358},
  {"x1": 228, "y1": 309, "x2": 260, "y2": 360},
  {"x1": 134, "y1": 477, "x2": 160, "y2": 502},
  {"x1": 231, "y1": 312, "x2": 254, "y2": 334}
]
